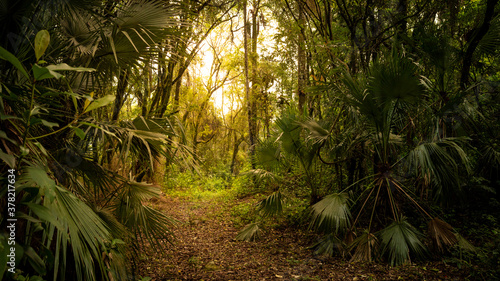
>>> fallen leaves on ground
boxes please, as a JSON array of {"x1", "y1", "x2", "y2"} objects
[{"x1": 137, "y1": 195, "x2": 471, "y2": 280}]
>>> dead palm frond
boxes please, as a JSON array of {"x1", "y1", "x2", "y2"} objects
[
  {"x1": 428, "y1": 217, "x2": 458, "y2": 252},
  {"x1": 349, "y1": 231, "x2": 379, "y2": 262}
]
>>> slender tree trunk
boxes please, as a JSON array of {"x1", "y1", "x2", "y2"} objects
[
  {"x1": 111, "y1": 69, "x2": 129, "y2": 121},
  {"x1": 230, "y1": 135, "x2": 244, "y2": 175},
  {"x1": 460, "y1": 0, "x2": 498, "y2": 88},
  {"x1": 297, "y1": 0, "x2": 307, "y2": 113},
  {"x1": 244, "y1": 0, "x2": 257, "y2": 169}
]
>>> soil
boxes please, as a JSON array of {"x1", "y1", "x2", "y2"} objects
[{"x1": 137, "y1": 195, "x2": 474, "y2": 281}]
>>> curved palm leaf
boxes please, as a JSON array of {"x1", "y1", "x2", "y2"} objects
[
  {"x1": 309, "y1": 193, "x2": 351, "y2": 234},
  {"x1": 257, "y1": 191, "x2": 284, "y2": 217},
  {"x1": 428, "y1": 217, "x2": 458, "y2": 252},
  {"x1": 379, "y1": 217, "x2": 427, "y2": 266},
  {"x1": 349, "y1": 231, "x2": 379, "y2": 262},
  {"x1": 406, "y1": 137, "x2": 470, "y2": 204},
  {"x1": 235, "y1": 222, "x2": 261, "y2": 242}
]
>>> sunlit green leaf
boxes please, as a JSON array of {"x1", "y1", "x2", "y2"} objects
[
  {"x1": 83, "y1": 95, "x2": 116, "y2": 113},
  {"x1": 32, "y1": 64, "x2": 64, "y2": 81},
  {"x1": 34, "y1": 30, "x2": 50, "y2": 61}
]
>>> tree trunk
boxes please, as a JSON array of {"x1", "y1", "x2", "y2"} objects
[
  {"x1": 244, "y1": 0, "x2": 257, "y2": 169},
  {"x1": 460, "y1": 0, "x2": 498, "y2": 88},
  {"x1": 111, "y1": 70, "x2": 129, "y2": 121},
  {"x1": 297, "y1": 0, "x2": 307, "y2": 113}
]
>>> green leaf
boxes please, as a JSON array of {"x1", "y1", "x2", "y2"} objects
[
  {"x1": 33, "y1": 142, "x2": 48, "y2": 156},
  {"x1": 20, "y1": 146, "x2": 29, "y2": 156},
  {"x1": 46, "y1": 63, "x2": 95, "y2": 72},
  {"x1": 379, "y1": 218, "x2": 427, "y2": 266},
  {"x1": 41, "y1": 119, "x2": 59, "y2": 129},
  {"x1": 257, "y1": 191, "x2": 283, "y2": 217},
  {"x1": 0, "y1": 130, "x2": 17, "y2": 144},
  {"x1": 0, "y1": 149, "x2": 15, "y2": 168},
  {"x1": 235, "y1": 222, "x2": 260, "y2": 242},
  {"x1": 32, "y1": 64, "x2": 64, "y2": 81},
  {"x1": 71, "y1": 126, "x2": 86, "y2": 140},
  {"x1": 0, "y1": 115, "x2": 23, "y2": 121},
  {"x1": 309, "y1": 193, "x2": 351, "y2": 234},
  {"x1": 24, "y1": 246, "x2": 47, "y2": 275},
  {"x1": 34, "y1": 30, "x2": 50, "y2": 61},
  {"x1": 0, "y1": 46, "x2": 29, "y2": 79},
  {"x1": 312, "y1": 233, "x2": 345, "y2": 256},
  {"x1": 84, "y1": 95, "x2": 116, "y2": 113}
]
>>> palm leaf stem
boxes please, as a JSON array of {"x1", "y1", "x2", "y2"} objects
[
  {"x1": 350, "y1": 178, "x2": 378, "y2": 228},
  {"x1": 368, "y1": 179, "x2": 384, "y2": 231},
  {"x1": 391, "y1": 179, "x2": 432, "y2": 219},
  {"x1": 340, "y1": 174, "x2": 376, "y2": 194},
  {"x1": 385, "y1": 178, "x2": 398, "y2": 221}
]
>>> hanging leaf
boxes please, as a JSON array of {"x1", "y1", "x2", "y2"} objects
[
  {"x1": 84, "y1": 95, "x2": 116, "y2": 113},
  {"x1": 32, "y1": 64, "x2": 64, "y2": 81},
  {"x1": 0, "y1": 149, "x2": 15, "y2": 168},
  {"x1": 428, "y1": 217, "x2": 457, "y2": 252},
  {"x1": 349, "y1": 231, "x2": 379, "y2": 262},
  {"x1": 40, "y1": 119, "x2": 59, "y2": 129},
  {"x1": 0, "y1": 46, "x2": 29, "y2": 79},
  {"x1": 34, "y1": 30, "x2": 50, "y2": 61}
]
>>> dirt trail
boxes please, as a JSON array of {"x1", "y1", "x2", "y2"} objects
[{"x1": 137, "y1": 195, "x2": 468, "y2": 280}]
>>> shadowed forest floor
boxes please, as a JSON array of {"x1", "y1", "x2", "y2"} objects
[{"x1": 137, "y1": 194, "x2": 474, "y2": 280}]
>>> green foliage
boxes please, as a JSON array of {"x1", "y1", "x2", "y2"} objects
[
  {"x1": 309, "y1": 193, "x2": 351, "y2": 235},
  {"x1": 0, "y1": 29, "x2": 176, "y2": 280},
  {"x1": 379, "y1": 218, "x2": 428, "y2": 266},
  {"x1": 235, "y1": 222, "x2": 261, "y2": 242}
]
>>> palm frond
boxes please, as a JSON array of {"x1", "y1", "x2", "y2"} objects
[
  {"x1": 406, "y1": 137, "x2": 470, "y2": 204},
  {"x1": 115, "y1": 181, "x2": 175, "y2": 249},
  {"x1": 428, "y1": 217, "x2": 458, "y2": 252},
  {"x1": 312, "y1": 233, "x2": 345, "y2": 257},
  {"x1": 379, "y1": 217, "x2": 427, "y2": 266},
  {"x1": 235, "y1": 222, "x2": 261, "y2": 242},
  {"x1": 22, "y1": 165, "x2": 112, "y2": 281},
  {"x1": 478, "y1": 144, "x2": 500, "y2": 179},
  {"x1": 349, "y1": 231, "x2": 379, "y2": 262},
  {"x1": 255, "y1": 138, "x2": 282, "y2": 171},
  {"x1": 257, "y1": 191, "x2": 284, "y2": 217},
  {"x1": 309, "y1": 193, "x2": 351, "y2": 234},
  {"x1": 300, "y1": 118, "x2": 330, "y2": 144}
]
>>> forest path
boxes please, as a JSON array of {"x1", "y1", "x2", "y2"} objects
[{"x1": 137, "y1": 194, "x2": 467, "y2": 281}]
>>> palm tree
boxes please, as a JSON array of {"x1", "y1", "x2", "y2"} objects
[
  {"x1": 305, "y1": 50, "x2": 471, "y2": 265},
  {"x1": 0, "y1": 1, "x2": 189, "y2": 279}
]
